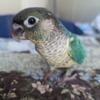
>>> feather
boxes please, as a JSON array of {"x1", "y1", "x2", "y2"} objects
[{"x1": 68, "y1": 34, "x2": 86, "y2": 64}]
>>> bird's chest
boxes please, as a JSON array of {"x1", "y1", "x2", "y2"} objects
[{"x1": 36, "y1": 36, "x2": 71, "y2": 67}]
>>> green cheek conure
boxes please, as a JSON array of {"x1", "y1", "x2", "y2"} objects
[{"x1": 12, "y1": 7, "x2": 86, "y2": 70}]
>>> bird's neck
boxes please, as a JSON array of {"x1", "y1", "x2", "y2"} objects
[
  {"x1": 35, "y1": 31, "x2": 65, "y2": 50},
  {"x1": 33, "y1": 19, "x2": 61, "y2": 45}
]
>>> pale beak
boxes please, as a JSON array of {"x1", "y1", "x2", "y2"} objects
[{"x1": 12, "y1": 24, "x2": 25, "y2": 41}]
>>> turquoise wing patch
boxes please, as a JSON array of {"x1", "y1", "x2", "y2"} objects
[
  {"x1": 59, "y1": 21, "x2": 86, "y2": 64},
  {"x1": 68, "y1": 35, "x2": 86, "y2": 64}
]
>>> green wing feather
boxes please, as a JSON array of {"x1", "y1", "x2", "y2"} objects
[
  {"x1": 59, "y1": 22, "x2": 86, "y2": 64},
  {"x1": 68, "y1": 34, "x2": 86, "y2": 64}
]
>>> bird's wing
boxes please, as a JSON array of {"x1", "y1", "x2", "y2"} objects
[
  {"x1": 59, "y1": 22, "x2": 86, "y2": 64},
  {"x1": 68, "y1": 34, "x2": 86, "y2": 64}
]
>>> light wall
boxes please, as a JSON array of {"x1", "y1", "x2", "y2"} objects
[
  {"x1": 0, "y1": 0, "x2": 21, "y2": 14},
  {"x1": 56, "y1": 0, "x2": 100, "y2": 22},
  {"x1": 21, "y1": 0, "x2": 55, "y2": 13},
  {"x1": 0, "y1": 0, "x2": 54, "y2": 14}
]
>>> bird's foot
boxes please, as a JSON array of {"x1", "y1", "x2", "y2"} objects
[
  {"x1": 44, "y1": 69, "x2": 66, "y2": 85},
  {"x1": 57, "y1": 70, "x2": 79, "y2": 85}
]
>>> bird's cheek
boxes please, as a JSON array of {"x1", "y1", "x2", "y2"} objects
[{"x1": 24, "y1": 32, "x2": 33, "y2": 40}]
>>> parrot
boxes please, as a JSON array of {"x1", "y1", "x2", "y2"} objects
[{"x1": 12, "y1": 7, "x2": 86, "y2": 71}]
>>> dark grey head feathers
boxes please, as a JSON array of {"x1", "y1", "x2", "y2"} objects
[{"x1": 12, "y1": 8, "x2": 58, "y2": 39}]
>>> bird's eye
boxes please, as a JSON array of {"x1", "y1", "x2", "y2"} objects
[
  {"x1": 24, "y1": 16, "x2": 39, "y2": 28},
  {"x1": 28, "y1": 17, "x2": 36, "y2": 25}
]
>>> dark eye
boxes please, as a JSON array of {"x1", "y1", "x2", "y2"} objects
[
  {"x1": 28, "y1": 17, "x2": 36, "y2": 25},
  {"x1": 24, "y1": 16, "x2": 39, "y2": 28}
]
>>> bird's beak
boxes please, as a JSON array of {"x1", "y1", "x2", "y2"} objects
[
  {"x1": 12, "y1": 24, "x2": 25, "y2": 41},
  {"x1": 12, "y1": 32, "x2": 26, "y2": 42}
]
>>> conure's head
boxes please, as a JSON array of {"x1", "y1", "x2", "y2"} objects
[{"x1": 12, "y1": 7, "x2": 58, "y2": 42}]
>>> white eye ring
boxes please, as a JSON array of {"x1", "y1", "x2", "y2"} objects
[{"x1": 24, "y1": 16, "x2": 39, "y2": 28}]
